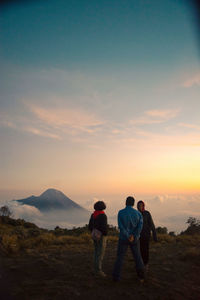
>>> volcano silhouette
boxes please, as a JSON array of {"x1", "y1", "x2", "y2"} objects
[{"x1": 16, "y1": 188, "x2": 88, "y2": 212}]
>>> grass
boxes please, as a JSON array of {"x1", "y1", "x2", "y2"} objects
[
  {"x1": 0, "y1": 218, "x2": 200, "y2": 299},
  {"x1": 181, "y1": 247, "x2": 200, "y2": 264}
]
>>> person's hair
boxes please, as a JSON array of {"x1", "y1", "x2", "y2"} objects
[
  {"x1": 126, "y1": 196, "x2": 135, "y2": 206},
  {"x1": 94, "y1": 201, "x2": 106, "y2": 211},
  {"x1": 137, "y1": 200, "x2": 145, "y2": 210}
]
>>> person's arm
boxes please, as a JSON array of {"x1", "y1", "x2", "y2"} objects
[
  {"x1": 134, "y1": 212, "x2": 143, "y2": 240},
  {"x1": 149, "y1": 213, "x2": 157, "y2": 241},
  {"x1": 98, "y1": 214, "x2": 108, "y2": 235},
  {"x1": 88, "y1": 214, "x2": 94, "y2": 232},
  {"x1": 118, "y1": 211, "x2": 129, "y2": 239}
]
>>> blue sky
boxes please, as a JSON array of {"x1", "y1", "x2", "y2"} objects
[
  {"x1": 0, "y1": 0, "x2": 200, "y2": 230},
  {"x1": 1, "y1": 0, "x2": 198, "y2": 69}
]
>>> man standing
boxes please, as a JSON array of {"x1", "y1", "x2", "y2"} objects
[
  {"x1": 137, "y1": 200, "x2": 157, "y2": 268},
  {"x1": 112, "y1": 196, "x2": 145, "y2": 282}
]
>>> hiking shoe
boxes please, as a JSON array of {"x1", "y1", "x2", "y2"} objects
[
  {"x1": 145, "y1": 264, "x2": 149, "y2": 272},
  {"x1": 113, "y1": 277, "x2": 120, "y2": 282},
  {"x1": 139, "y1": 279, "x2": 145, "y2": 284},
  {"x1": 97, "y1": 271, "x2": 107, "y2": 277}
]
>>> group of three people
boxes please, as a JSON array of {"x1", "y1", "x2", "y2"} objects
[{"x1": 88, "y1": 196, "x2": 157, "y2": 281}]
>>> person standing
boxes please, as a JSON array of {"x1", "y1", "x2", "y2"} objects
[
  {"x1": 89, "y1": 201, "x2": 108, "y2": 277},
  {"x1": 137, "y1": 200, "x2": 157, "y2": 268},
  {"x1": 112, "y1": 196, "x2": 145, "y2": 282}
]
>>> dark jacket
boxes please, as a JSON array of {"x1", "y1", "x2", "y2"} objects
[
  {"x1": 140, "y1": 210, "x2": 157, "y2": 241},
  {"x1": 89, "y1": 213, "x2": 108, "y2": 236}
]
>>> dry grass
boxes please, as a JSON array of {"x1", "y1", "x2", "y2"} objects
[
  {"x1": 1, "y1": 220, "x2": 200, "y2": 255},
  {"x1": 0, "y1": 229, "x2": 95, "y2": 253},
  {"x1": 180, "y1": 247, "x2": 200, "y2": 264},
  {"x1": 157, "y1": 233, "x2": 175, "y2": 243},
  {"x1": 1, "y1": 234, "x2": 20, "y2": 254},
  {"x1": 175, "y1": 234, "x2": 200, "y2": 246}
]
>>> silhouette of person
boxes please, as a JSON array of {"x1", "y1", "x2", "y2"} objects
[
  {"x1": 112, "y1": 196, "x2": 145, "y2": 282},
  {"x1": 137, "y1": 200, "x2": 157, "y2": 268},
  {"x1": 89, "y1": 201, "x2": 108, "y2": 277}
]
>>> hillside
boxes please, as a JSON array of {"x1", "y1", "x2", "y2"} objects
[
  {"x1": 16, "y1": 188, "x2": 87, "y2": 212},
  {"x1": 0, "y1": 216, "x2": 200, "y2": 299}
]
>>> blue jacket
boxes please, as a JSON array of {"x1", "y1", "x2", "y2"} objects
[{"x1": 118, "y1": 206, "x2": 143, "y2": 240}]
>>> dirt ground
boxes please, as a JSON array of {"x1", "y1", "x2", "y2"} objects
[{"x1": 0, "y1": 239, "x2": 200, "y2": 300}]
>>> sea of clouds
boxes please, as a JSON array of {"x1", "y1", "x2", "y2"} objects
[{"x1": 0, "y1": 192, "x2": 200, "y2": 233}]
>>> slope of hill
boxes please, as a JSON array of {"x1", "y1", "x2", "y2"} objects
[{"x1": 16, "y1": 188, "x2": 87, "y2": 212}]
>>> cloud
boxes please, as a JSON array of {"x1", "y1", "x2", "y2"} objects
[
  {"x1": 0, "y1": 102, "x2": 105, "y2": 140},
  {"x1": 29, "y1": 105, "x2": 104, "y2": 129},
  {"x1": 183, "y1": 74, "x2": 200, "y2": 88},
  {"x1": 83, "y1": 197, "x2": 108, "y2": 211},
  {"x1": 7, "y1": 200, "x2": 90, "y2": 229},
  {"x1": 25, "y1": 127, "x2": 61, "y2": 140},
  {"x1": 178, "y1": 122, "x2": 200, "y2": 131},
  {"x1": 130, "y1": 109, "x2": 180, "y2": 126},
  {"x1": 0, "y1": 119, "x2": 17, "y2": 129},
  {"x1": 146, "y1": 109, "x2": 179, "y2": 119},
  {"x1": 150, "y1": 195, "x2": 165, "y2": 204},
  {"x1": 10, "y1": 201, "x2": 43, "y2": 221},
  {"x1": 5, "y1": 194, "x2": 200, "y2": 232},
  {"x1": 0, "y1": 109, "x2": 61, "y2": 140},
  {"x1": 142, "y1": 194, "x2": 200, "y2": 232}
]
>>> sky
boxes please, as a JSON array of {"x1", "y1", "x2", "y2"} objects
[{"x1": 0, "y1": 0, "x2": 200, "y2": 231}]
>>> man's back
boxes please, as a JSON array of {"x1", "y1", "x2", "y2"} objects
[{"x1": 118, "y1": 206, "x2": 143, "y2": 240}]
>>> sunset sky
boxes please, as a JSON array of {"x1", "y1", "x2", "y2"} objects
[{"x1": 0, "y1": 0, "x2": 200, "y2": 231}]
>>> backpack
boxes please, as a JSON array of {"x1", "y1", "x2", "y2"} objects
[{"x1": 91, "y1": 228, "x2": 102, "y2": 241}]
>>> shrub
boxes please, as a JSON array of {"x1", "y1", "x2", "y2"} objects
[
  {"x1": 20, "y1": 233, "x2": 57, "y2": 249},
  {"x1": 27, "y1": 228, "x2": 41, "y2": 237},
  {"x1": 156, "y1": 227, "x2": 168, "y2": 234},
  {"x1": 1, "y1": 234, "x2": 20, "y2": 254},
  {"x1": 79, "y1": 233, "x2": 92, "y2": 244},
  {"x1": 55, "y1": 235, "x2": 84, "y2": 245},
  {"x1": 157, "y1": 234, "x2": 175, "y2": 243},
  {"x1": 107, "y1": 235, "x2": 118, "y2": 242},
  {"x1": 169, "y1": 231, "x2": 176, "y2": 237},
  {"x1": 176, "y1": 234, "x2": 200, "y2": 246},
  {"x1": 11, "y1": 226, "x2": 28, "y2": 239},
  {"x1": 0, "y1": 206, "x2": 12, "y2": 217},
  {"x1": 182, "y1": 217, "x2": 200, "y2": 235}
]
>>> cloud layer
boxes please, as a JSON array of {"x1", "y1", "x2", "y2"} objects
[
  {"x1": 183, "y1": 73, "x2": 200, "y2": 88},
  {"x1": 5, "y1": 193, "x2": 199, "y2": 233},
  {"x1": 130, "y1": 109, "x2": 180, "y2": 125}
]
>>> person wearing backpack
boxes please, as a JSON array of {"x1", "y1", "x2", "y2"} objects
[
  {"x1": 112, "y1": 196, "x2": 145, "y2": 282},
  {"x1": 88, "y1": 201, "x2": 108, "y2": 277},
  {"x1": 137, "y1": 200, "x2": 157, "y2": 269}
]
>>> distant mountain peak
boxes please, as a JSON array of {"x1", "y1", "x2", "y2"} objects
[
  {"x1": 40, "y1": 188, "x2": 65, "y2": 198},
  {"x1": 15, "y1": 188, "x2": 88, "y2": 212}
]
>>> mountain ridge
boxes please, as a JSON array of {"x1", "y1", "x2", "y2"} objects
[{"x1": 15, "y1": 188, "x2": 88, "y2": 212}]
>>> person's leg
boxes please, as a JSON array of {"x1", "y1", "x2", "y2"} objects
[
  {"x1": 144, "y1": 239, "x2": 149, "y2": 265},
  {"x1": 130, "y1": 240, "x2": 145, "y2": 279},
  {"x1": 99, "y1": 236, "x2": 107, "y2": 272},
  {"x1": 94, "y1": 240, "x2": 99, "y2": 273},
  {"x1": 112, "y1": 239, "x2": 128, "y2": 281},
  {"x1": 94, "y1": 239, "x2": 103, "y2": 273},
  {"x1": 140, "y1": 238, "x2": 149, "y2": 265}
]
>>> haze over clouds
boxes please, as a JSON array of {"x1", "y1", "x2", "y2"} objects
[
  {"x1": 0, "y1": 192, "x2": 198, "y2": 233},
  {"x1": 0, "y1": 0, "x2": 200, "y2": 232}
]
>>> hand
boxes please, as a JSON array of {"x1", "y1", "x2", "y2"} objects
[{"x1": 128, "y1": 235, "x2": 134, "y2": 243}]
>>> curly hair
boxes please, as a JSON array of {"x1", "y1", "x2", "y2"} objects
[{"x1": 94, "y1": 201, "x2": 106, "y2": 211}]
